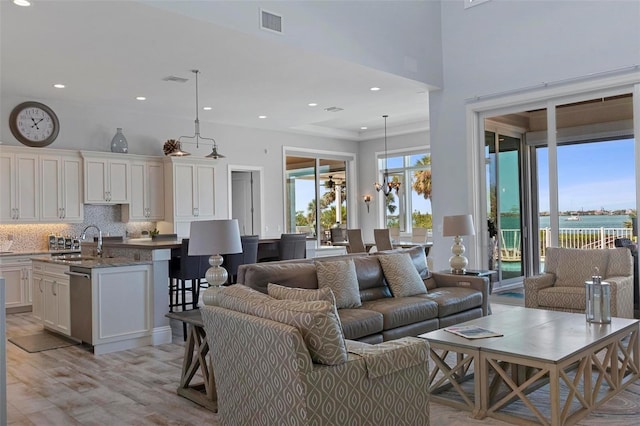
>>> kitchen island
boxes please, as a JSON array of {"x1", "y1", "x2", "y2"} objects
[
  {"x1": 32, "y1": 255, "x2": 160, "y2": 355},
  {"x1": 78, "y1": 238, "x2": 183, "y2": 353}
]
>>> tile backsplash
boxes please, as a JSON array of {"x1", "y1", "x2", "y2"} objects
[{"x1": 0, "y1": 205, "x2": 156, "y2": 252}]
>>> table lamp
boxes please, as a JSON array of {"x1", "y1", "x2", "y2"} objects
[
  {"x1": 442, "y1": 214, "x2": 475, "y2": 274},
  {"x1": 188, "y1": 219, "x2": 242, "y2": 287}
]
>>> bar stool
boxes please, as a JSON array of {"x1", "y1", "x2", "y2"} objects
[
  {"x1": 168, "y1": 239, "x2": 209, "y2": 313},
  {"x1": 223, "y1": 235, "x2": 259, "y2": 284}
]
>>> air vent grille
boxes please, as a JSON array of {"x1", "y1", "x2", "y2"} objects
[
  {"x1": 324, "y1": 107, "x2": 344, "y2": 113},
  {"x1": 162, "y1": 76, "x2": 189, "y2": 83},
  {"x1": 261, "y1": 9, "x2": 282, "y2": 33}
]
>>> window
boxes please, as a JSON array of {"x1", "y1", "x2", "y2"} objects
[{"x1": 378, "y1": 151, "x2": 432, "y2": 234}]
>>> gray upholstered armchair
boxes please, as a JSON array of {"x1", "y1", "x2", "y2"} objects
[
  {"x1": 524, "y1": 247, "x2": 634, "y2": 318},
  {"x1": 201, "y1": 285, "x2": 431, "y2": 425}
]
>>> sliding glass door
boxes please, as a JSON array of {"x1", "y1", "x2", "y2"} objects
[{"x1": 285, "y1": 154, "x2": 350, "y2": 244}]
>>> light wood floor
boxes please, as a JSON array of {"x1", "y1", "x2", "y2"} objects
[{"x1": 5, "y1": 312, "x2": 218, "y2": 425}]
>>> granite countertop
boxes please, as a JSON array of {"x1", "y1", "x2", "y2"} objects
[
  {"x1": 31, "y1": 254, "x2": 152, "y2": 269},
  {"x1": 81, "y1": 238, "x2": 182, "y2": 249},
  {"x1": 0, "y1": 249, "x2": 80, "y2": 258}
]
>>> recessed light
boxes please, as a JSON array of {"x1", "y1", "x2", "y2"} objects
[
  {"x1": 203, "y1": 107, "x2": 212, "y2": 111},
  {"x1": 370, "y1": 87, "x2": 381, "y2": 91},
  {"x1": 13, "y1": 0, "x2": 31, "y2": 7},
  {"x1": 136, "y1": 96, "x2": 146, "y2": 101},
  {"x1": 258, "y1": 115, "x2": 267, "y2": 119},
  {"x1": 53, "y1": 84, "x2": 65, "y2": 89},
  {"x1": 360, "y1": 126, "x2": 368, "y2": 130},
  {"x1": 308, "y1": 103, "x2": 318, "y2": 107}
]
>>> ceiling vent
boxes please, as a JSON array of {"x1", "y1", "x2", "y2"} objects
[
  {"x1": 260, "y1": 9, "x2": 282, "y2": 34},
  {"x1": 162, "y1": 76, "x2": 189, "y2": 83},
  {"x1": 324, "y1": 106, "x2": 344, "y2": 113}
]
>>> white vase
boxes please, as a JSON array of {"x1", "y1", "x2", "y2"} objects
[{"x1": 110, "y1": 128, "x2": 128, "y2": 153}]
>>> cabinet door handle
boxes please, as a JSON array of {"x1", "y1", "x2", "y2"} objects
[
  {"x1": 39, "y1": 278, "x2": 43, "y2": 293},
  {"x1": 52, "y1": 280, "x2": 57, "y2": 296}
]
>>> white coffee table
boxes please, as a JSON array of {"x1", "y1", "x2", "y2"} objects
[{"x1": 420, "y1": 306, "x2": 639, "y2": 425}]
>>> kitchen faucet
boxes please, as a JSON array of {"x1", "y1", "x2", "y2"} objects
[{"x1": 81, "y1": 225, "x2": 103, "y2": 257}]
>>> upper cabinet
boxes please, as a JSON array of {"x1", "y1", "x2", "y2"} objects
[
  {"x1": 39, "y1": 152, "x2": 84, "y2": 223},
  {"x1": 121, "y1": 158, "x2": 165, "y2": 222},
  {"x1": 0, "y1": 148, "x2": 39, "y2": 223},
  {"x1": 157, "y1": 157, "x2": 216, "y2": 237},
  {"x1": 82, "y1": 152, "x2": 129, "y2": 204}
]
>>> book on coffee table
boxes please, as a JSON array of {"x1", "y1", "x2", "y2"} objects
[{"x1": 444, "y1": 325, "x2": 503, "y2": 339}]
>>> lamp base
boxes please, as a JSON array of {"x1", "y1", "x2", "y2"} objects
[
  {"x1": 449, "y1": 235, "x2": 468, "y2": 274},
  {"x1": 205, "y1": 254, "x2": 228, "y2": 287}
]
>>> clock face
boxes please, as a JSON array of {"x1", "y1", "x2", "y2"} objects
[{"x1": 9, "y1": 101, "x2": 60, "y2": 147}]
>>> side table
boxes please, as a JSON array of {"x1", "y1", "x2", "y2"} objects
[{"x1": 166, "y1": 309, "x2": 217, "y2": 412}]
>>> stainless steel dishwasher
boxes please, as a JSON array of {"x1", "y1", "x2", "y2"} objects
[{"x1": 65, "y1": 266, "x2": 92, "y2": 344}]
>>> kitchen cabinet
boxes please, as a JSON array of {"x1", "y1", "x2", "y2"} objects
[
  {"x1": 158, "y1": 157, "x2": 215, "y2": 237},
  {"x1": 39, "y1": 153, "x2": 84, "y2": 222},
  {"x1": 82, "y1": 152, "x2": 129, "y2": 204},
  {"x1": 0, "y1": 255, "x2": 32, "y2": 310},
  {"x1": 121, "y1": 158, "x2": 164, "y2": 221},
  {"x1": 0, "y1": 149, "x2": 38, "y2": 223},
  {"x1": 32, "y1": 260, "x2": 70, "y2": 336},
  {"x1": 31, "y1": 262, "x2": 45, "y2": 322}
]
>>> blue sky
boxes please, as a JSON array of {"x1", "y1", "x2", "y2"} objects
[{"x1": 537, "y1": 138, "x2": 635, "y2": 212}]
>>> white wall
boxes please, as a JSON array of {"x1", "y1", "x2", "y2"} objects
[
  {"x1": 145, "y1": 0, "x2": 443, "y2": 88},
  {"x1": 429, "y1": 0, "x2": 640, "y2": 269},
  {"x1": 0, "y1": 94, "x2": 359, "y2": 239}
]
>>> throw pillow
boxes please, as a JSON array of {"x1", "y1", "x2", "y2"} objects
[
  {"x1": 268, "y1": 283, "x2": 343, "y2": 330},
  {"x1": 377, "y1": 253, "x2": 427, "y2": 297},
  {"x1": 315, "y1": 259, "x2": 362, "y2": 309},
  {"x1": 217, "y1": 284, "x2": 347, "y2": 365}
]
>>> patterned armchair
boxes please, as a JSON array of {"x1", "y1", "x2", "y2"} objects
[
  {"x1": 524, "y1": 247, "x2": 634, "y2": 318},
  {"x1": 201, "y1": 285, "x2": 431, "y2": 425}
]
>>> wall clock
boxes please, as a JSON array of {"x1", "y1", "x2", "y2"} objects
[{"x1": 9, "y1": 101, "x2": 60, "y2": 147}]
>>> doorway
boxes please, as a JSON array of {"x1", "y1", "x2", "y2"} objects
[{"x1": 229, "y1": 167, "x2": 263, "y2": 236}]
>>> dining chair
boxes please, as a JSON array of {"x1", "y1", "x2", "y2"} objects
[
  {"x1": 411, "y1": 227, "x2": 428, "y2": 243},
  {"x1": 346, "y1": 229, "x2": 367, "y2": 253},
  {"x1": 224, "y1": 235, "x2": 260, "y2": 284},
  {"x1": 374, "y1": 229, "x2": 393, "y2": 251},
  {"x1": 330, "y1": 227, "x2": 347, "y2": 244},
  {"x1": 389, "y1": 226, "x2": 400, "y2": 243},
  {"x1": 278, "y1": 233, "x2": 307, "y2": 260}
]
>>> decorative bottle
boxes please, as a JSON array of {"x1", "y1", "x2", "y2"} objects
[{"x1": 110, "y1": 128, "x2": 128, "y2": 153}]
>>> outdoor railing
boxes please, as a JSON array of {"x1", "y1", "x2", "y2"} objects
[{"x1": 499, "y1": 227, "x2": 635, "y2": 261}]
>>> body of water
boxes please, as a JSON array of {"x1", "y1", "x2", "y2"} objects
[{"x1": 500, "y1": 214, "x2": 633, "y2": 230}]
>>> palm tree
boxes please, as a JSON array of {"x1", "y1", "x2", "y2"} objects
[{"x1": 412, "y1": 155, "x2": 431, "y2": 200}]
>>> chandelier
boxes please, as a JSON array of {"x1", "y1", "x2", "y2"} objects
[
  {"x1": 374, "y1": 115, "x2": 401, "y2": 195},
  {"x1": 171, "y1": 69, "x2": 225, "y2": 159}
]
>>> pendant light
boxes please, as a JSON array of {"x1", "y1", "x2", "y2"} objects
[
  {"x1": 174, "y1": 69, "x2": 224, "y2": 158},
  {"x1": 374, "y1": 115, "x2": 401, "y2": 195}
]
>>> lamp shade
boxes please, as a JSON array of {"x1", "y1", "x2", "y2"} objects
[
  {"x1": 442, "y1": 214, "x2": 475, "y2": 237},
  {"x1": 188, "y1": 219, "x2": 242, "y2": 255}
]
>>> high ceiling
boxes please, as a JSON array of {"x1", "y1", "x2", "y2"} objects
[{"x1": 1, "y1": 1, "x2": 430, "y2": 141}]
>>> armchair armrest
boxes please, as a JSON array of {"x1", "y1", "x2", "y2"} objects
[
  {"x1": 345, "y1": 337, "x2": 429, "y2": 378},
  {"x1": 523, "y1": 273, "x2": 555, "y2": 308},
  {"x1": 431, "y1": 272, "x2": 490, "y2": 316},
  {"x1": 304, "y1": 337, "x2": 431, "y2": 425},
  {"x1": 603, "y1": 275, "x2": 634, "y2": 318}
]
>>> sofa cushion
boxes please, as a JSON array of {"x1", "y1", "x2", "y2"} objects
[
  {"x1": 377, "y1": 253, "x2": 427, "y2": 297},
  {"x1": 217, "y1": 284, "x2": 347, "y2": 365},
  {"x1": 360, "y1": 297, "x2": 437, "y2": 330},
  {"x1": 316, "y1": 259, "x2": 362, "y2": 309},
  {"x1": 241, "y1": 262, "x2": 318, "y2": 293},
  {"x1": 553, "y1": 248, "x2": 609, "y2": 288},
  {"x1": 353, "y1": 256, "x2": 391, "y2": 302},
  {"x1": 417, "y1": 287, "x2": 483, "y2": 318},
  {"x1": 538, "y1": 286, "x2": 586, "y2": 311},
  {"x1": 338, "y1": 308, "x2": 384, "y2": 340},
  {"x1": 376, "y1": 246, "x2": 431, "y2": 279}
]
